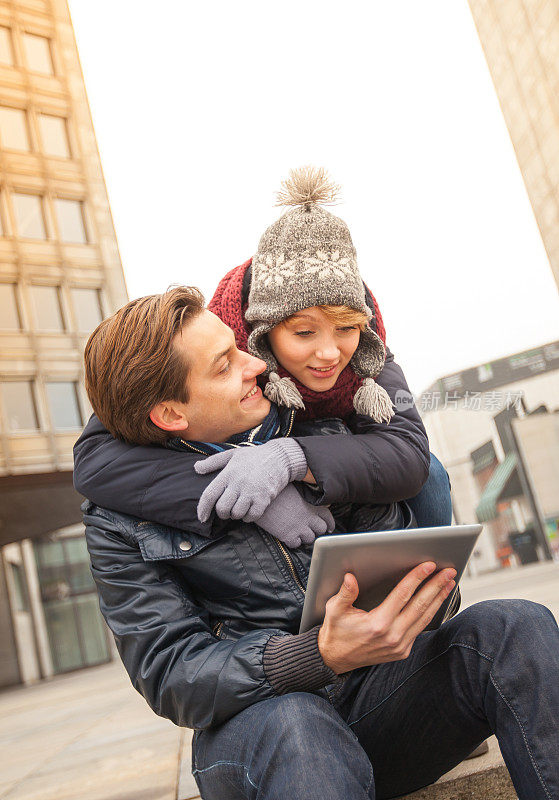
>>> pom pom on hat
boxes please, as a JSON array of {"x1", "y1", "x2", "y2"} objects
[
  {"x1": 275, "y1": 166, "x2": 341, "y2": 209},
  {"x1": 264, "y1": 372, "x2": 306, "y2": 410},
  {"x1": 353, "y1": 378, "x2": 395, "y2": 422}
]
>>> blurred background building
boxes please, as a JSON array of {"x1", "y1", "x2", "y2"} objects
[
  {"x1": 0, "y1": 0, "x2": 126, "y2": 687},
  {"x1": 469, "y1": 0, "x2": 559, "y2": 292},
  {"x1": 420, "y1": 340, "x2": 559, "y2": 574}
]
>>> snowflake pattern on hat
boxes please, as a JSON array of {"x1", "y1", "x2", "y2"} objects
[
  {"x1": 303, "y1": 249, "x2": 354, "y2": 280},
  {"x1": 256, "y1": 253, "x2": 298, "y2": 287},
  {"x1": 255, "y1": 249, "x2": 355, "y2": 287}
]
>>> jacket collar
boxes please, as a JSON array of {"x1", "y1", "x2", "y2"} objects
[{"x1": 166, "y1": 404, "x2": 296, "y2": 456}]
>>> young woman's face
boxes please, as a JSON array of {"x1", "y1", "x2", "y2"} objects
[{"x1": 267, "y1": 307, "x2": 361, "y2": 392}]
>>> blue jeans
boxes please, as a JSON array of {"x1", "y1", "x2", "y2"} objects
[
  {"x1": 407, "y1": 452, "x2": 452, "y2": 528},
  {"x1": 192, "y1": 600, "x2": 559, "y2": 799}
]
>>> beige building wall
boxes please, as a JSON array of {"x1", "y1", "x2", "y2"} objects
[
  {"x1": 0, "y1": 0, "x2": 127, "y2": 477},
  {"x1": 469, "y1": 0, "x2": 559, "y2": 291},
  {"x1": 0, "y1": 0, "x2": 127, "y2": 686}
]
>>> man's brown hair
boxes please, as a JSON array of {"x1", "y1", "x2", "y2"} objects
[{"x1": 84, "y1": 286, "x2": 205, "y2": 445}]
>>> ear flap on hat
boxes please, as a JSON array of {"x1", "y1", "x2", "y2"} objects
[
  {"x1": 350, "y1": 326, "x2": 386, "y2": 379},
  {"x1": 350, "y1": 327, "x2": 395, "y2": 423},
  {"x1": 247, "y1": 324, "x2": 306, "y2": 410},
  {"x1": 247, "y1": 323, "x2": 278, "y2": 374}
]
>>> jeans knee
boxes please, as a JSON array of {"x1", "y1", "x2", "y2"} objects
[
  {"x1": 482, "y1": 598, "x2": 554, "y2": 628},
  {"x1": 261, "y1": 692, "x2": 362, "y2": 760},
  {"x1": 451, "y1": 599, "x2": 557, "y2": 654},
  {"x1": 265, "y1": 692, "x2": 340, "y2": 736},
  {"x1": 251, "y1": 694, "x2": 374, "y2": 799}
]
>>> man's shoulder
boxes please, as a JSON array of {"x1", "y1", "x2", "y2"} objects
[
  {"x1": 81, "y1": 499, "x2": 156, "y2": 546},
  {"x1": 81, "y1": 499, "x2": 222, "y2": 561}
]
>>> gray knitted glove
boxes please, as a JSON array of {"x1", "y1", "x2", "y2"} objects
[
  {"x1": 194, "y1": 439, "x2": 308, "y2": 523},
  {"x1": 254, "y1": 484, "x2": 335, "y2": 548}
]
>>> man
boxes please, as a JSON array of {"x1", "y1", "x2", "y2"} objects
[{"x1": 77, "y1": 287, "x2": 559, "y2": 800}]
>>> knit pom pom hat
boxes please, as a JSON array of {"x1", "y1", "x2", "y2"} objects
[{"x1": 245, "y1": 166, "x2": 395, "y2": 423}]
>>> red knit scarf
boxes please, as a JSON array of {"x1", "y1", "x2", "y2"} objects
[{"x1": 208, "y1": 259, "x2": 387, "y2": 422}]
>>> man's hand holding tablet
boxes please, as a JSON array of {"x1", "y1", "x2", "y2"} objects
[{"x1": 317, "y1": 562, "x2": 457, "y2": 674}]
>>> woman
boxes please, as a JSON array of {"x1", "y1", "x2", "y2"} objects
[
  {"x1": 73, "y1": 168, "x2": 451, "y2": 541},
  {"x1": 196, "y1": 166, "x2": 451, "y2": 528}
]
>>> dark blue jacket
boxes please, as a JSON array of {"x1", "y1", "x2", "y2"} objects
[{"x1": 81, "y1": 423, "x2": 424, "y2": 730}]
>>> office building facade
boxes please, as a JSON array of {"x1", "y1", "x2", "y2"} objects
[
  {"x1": 469, "y1": 0, "x2": 559, "y2": 291},
  {"x1": 0, "y1": 0, "x2": 127, "y2": 686}
]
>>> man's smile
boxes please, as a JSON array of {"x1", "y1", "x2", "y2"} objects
[{"x1": 241, "y1": 381, "x2": 262, "y2": 404}]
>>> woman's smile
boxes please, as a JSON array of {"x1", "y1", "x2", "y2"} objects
[{"x1": 306, "y1": 362, "x2": 340, "y2": 379}]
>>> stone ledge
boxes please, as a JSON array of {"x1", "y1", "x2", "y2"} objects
[{"x1": 400, "y1": 736, "x2": 516, "y2": 799}]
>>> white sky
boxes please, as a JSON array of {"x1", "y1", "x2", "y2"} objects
[{"x1": 68, "y1": 0, "x2": 559, "y2": 395}]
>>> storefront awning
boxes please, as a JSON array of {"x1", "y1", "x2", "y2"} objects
[{"x1": 475, "y1": 452, "x2": 518, "y2": 523}]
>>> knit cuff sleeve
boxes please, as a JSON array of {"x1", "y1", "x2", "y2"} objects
[
  {"x1": 279, "y1": 438, "x2": 308, "y2": 482},
  {"x1": 263, "y1": 626, "x2": 337, "y2": 695}
]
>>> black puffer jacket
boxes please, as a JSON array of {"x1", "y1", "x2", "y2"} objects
[
  {"x1": 82, "y1": 424, "x2": 416, "y2": 732},
  {"x1": 84, "y1": 494, "x2": 331, "y2": 730},
  {"x1": 79, "y1": 398, "x2": 430, "y2": 733}
]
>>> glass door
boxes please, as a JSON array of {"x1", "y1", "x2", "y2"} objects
[{"x1": 35, "y1": 534, "x2": 110, "y2": 673}]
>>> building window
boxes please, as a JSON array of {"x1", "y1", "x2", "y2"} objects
[
  {"x1": 22, "y1": 33, "x2": 54, "y2": 75},
  {"x1": 71, "y1": 287, "x2": 103, "y2": 331},
  {"x1": 11, "y1": 562, "x2": 30, "y2": 612},
  {"x1": 0, "y1": 106, "x2": 30, "y2": 151},
  {"x1": 12, "y1": 192, "x2": 47, "y2": 239},
  {"x1": 38, "y1": 114, "x2": 71, "y2": 158},
  {"x1": 0, "y1": 27, "x2": 14, "y2": 66},
  {"x1": 45, "y1": 381, "x2": 82, "y2": 430},
  {"x1": 1, "y1": 381, "x2": 39, "y2": 431},
  {"x1": 35, "y1": 536, "x2": 110, "y2": 673},
  {"x1": 54, "y1": 198, "x2": 88, "y2": 243},
  {"x1": 30, "y1": 285, "x2": 65, "y2": 331},
  {"x1": 0, "y1": 283, "x2": 21, "y2": 329}
]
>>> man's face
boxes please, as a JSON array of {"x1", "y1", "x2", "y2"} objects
[{"x1": 171, "y1": 310, "x2": 271, "y2": 443}]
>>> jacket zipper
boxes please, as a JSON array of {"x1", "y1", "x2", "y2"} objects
[
  {"x1": 274, "y1": 538, "x2": 305, "y2": 595},
  {"x1": 213, "y1": 621, "x2": 224, "y2": 638},
  {"x1": 191, "y1": 408, "x2": 301, "y2": 603},
  {"x1": 272, "y1": 411, "x2": 302, "y2": 594},
  {"x1": 179, "y1": 439, "x2": 208, "y2": 456},
  {"x1": 285, "y1": 410, "x2": 296, "y2": 437}
]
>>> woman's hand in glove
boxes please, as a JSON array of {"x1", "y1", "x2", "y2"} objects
[
  {"x1": 194, "y1": 439, "x2": 308, "y2": 523},
  {"x1": 254, "y1": 484, "x2": 335, "y2": 548}
]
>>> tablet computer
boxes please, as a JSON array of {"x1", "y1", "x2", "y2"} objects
[{"x1": 298, "y1": 524, "x2": 482, "y2": 634}]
